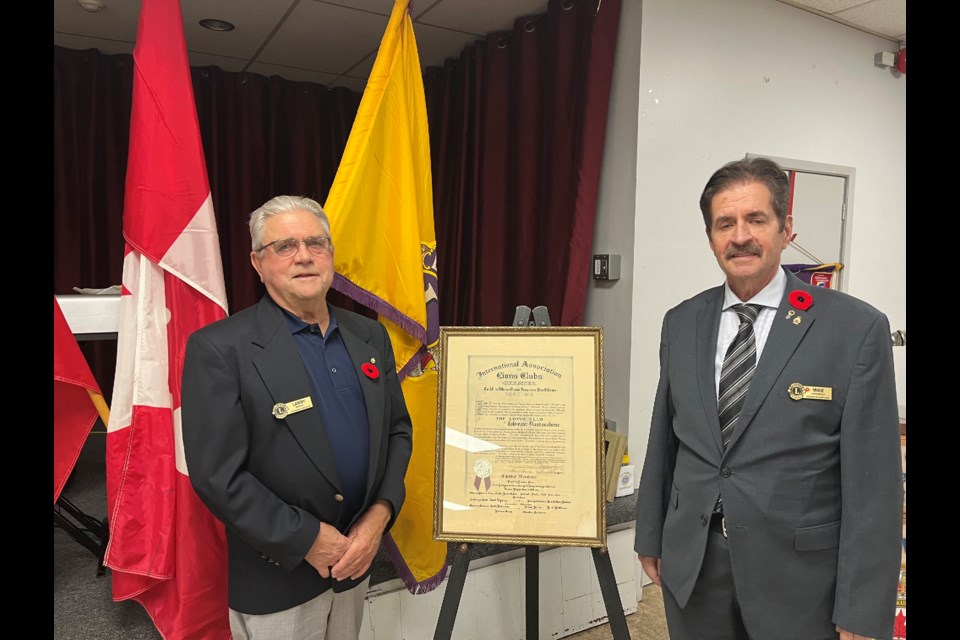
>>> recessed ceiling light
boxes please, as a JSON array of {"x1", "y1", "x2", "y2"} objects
[
  {"x1": 78, "y1": 0, "x2": 105, "y2": 12},
  {"x1": 199, "y1": 18, "x2": 235, "y2": 32}
]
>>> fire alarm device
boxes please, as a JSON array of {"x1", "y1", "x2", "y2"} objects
[{"x1": 592, "y1": 254, "x2": 621, "y2": 281}]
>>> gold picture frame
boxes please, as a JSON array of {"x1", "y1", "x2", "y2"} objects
[{"x1": 433, "y1": 326, "x2": 606, "y2": 548}]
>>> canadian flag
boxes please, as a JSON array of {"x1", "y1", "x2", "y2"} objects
[{"x1": 102, "y1": 0, "x2": 231, "y2": 637}]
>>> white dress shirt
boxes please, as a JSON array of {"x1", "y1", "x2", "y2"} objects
[{"x1": 714, "y1": 267, "x2": 786, "y2": 398}]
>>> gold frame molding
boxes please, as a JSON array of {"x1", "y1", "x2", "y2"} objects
[{"x1": 433, "y1": 326, "x2": 605, "y2": 548}]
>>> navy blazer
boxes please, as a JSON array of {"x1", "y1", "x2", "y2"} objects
[{"x1": 182, "y1": 296, "x2": 413, "y2": 614}]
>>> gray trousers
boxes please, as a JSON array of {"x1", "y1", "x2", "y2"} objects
[
  {"x1": 662, "y1": 530, "x2": 842, "y2": 640},
  {"x1": 229, "y1": 578, "x2": 371, "y2": 640},
  {"x1": 661, "y1": 528, "x2": 750, "y2": 640}
]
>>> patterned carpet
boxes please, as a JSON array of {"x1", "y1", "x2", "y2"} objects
[{"x1": 567, "y1": 583, "x2": 669, "y2": 640}]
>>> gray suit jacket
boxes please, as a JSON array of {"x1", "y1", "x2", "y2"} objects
[
  {"x1": 182, "y1": 295, "x2": 413, "y2": 614},
  {"x1": 634, "y1": 268, "x2": 902, "y2": 639}
]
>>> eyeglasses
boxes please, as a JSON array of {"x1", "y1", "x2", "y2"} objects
[{"x1": 257, "y1": 236, "x2": 333, "y2": 258}]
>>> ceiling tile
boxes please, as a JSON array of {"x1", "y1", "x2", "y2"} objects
[
  {"x1": 53, "y1": 0, "x2": 139, "y2": 47},
  {"x1": 784, "y1": 0, "x2": 868, "y2": 12},
  {"x1": 834, "y1": 0, "x2": 906, "y2": 39},
  {"x1": 315, "y1": 0, "x2": 393, "y2": 16},
  {"x1": 411, "y1": 22, "x2": 484, "y2": 70},
  {"x1": 415, "y1": 0, "x2": 549, "y2": 35},
  {"x1": 180, "y1": 0, "x2": 295, "y2": 60},
  {"x1": 335, "y1": 50, "x2": 379, "y2": 79},
  {"x1": 258, "y1": 2, "x2": 390, "y2": 75},
  {"x1": 54, "y1": 0, "x2": 907, "y2": 85}
]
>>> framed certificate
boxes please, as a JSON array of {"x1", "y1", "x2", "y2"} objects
[{"x1": 433, "y1": 326, "x2": 605, "y2": 547}]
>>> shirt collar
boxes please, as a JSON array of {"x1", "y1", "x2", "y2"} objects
[
  {"x1": 280, "y1": 305, "x2": 338, "y2": 336},
  {"x1": 722, "y1": 266, "x2": 786, "y2": 311}
]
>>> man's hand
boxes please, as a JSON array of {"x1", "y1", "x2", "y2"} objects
[
  {"x1": 638, "y1": 554, "x2": 662, "y2": 587},
  {"x1": 331, "y1": 500, "x2": 392, "y2": 581},
  {"x1": 836, "y1": 626, "x2": 872, "y2": 640},
  {"x1": 305, "y1": 522, "x2": 351, "y2": 578}
]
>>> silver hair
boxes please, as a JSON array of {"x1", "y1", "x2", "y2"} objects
[{"x1": 249, "y1": 195, "x2": 332, "y2": 252}]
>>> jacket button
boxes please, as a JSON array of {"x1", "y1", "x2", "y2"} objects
[
  {"x1": 721, "y1": 468, "x2": 732, "y2": 478},
  {"x1": 334, "y1": 494, "x2": 344, "y2": 502},
  {"x1": 700, "y1": 514, "x2": 708, "y2": 526}
]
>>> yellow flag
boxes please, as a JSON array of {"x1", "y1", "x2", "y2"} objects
[{"x1": 324, "y1": 0, "x2": 446, "y2": 592}]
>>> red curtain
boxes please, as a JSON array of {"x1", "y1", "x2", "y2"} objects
[
  {"x1": 53, "y1": 0, "x2": 622, "y2": 397},
  {"x1": 54, "y1": 49, "x2": 362, "y2": 399},
  {"x1": 427, "y1": 0, "x2": 621, "y2": 326}
]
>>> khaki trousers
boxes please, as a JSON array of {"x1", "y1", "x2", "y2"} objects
[{"x1": 229, "y1": 578, "x2": 370, "y2": 640}]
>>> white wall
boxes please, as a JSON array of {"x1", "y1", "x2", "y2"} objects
[
  {"x1": 587, "y1": 0, "x2": 906, "y2": 476},
  {"x1": 584, "y1": 0, "x2": 642, "y2": 444}
]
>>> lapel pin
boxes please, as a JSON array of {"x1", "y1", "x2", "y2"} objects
[
  {"x1": 786, "y1": 310, "x2": 796, "y2": 318},
  {"x1": 793, "y1": 317, "x2": 802, "y2": 325},
  {"x1": 361, "y1": 362, "x2": 380, "y2": 380}
]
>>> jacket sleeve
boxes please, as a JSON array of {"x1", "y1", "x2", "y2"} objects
[
  {"x1": 832, "y1": 312, "x2": 903, "y2": 638},
  {"x1": 181, "y1": 331, "x2": 321, "y2": 570},
  {"x1": 634, "y1": 312, "x2": 679, "y2": 557}
]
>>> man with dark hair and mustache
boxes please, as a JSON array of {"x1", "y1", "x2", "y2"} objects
[{"x1": 633, "y1": 157, "x2": 902, "y2": 640}]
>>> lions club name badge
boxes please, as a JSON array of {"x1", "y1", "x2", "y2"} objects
[
  {"x1": 787, "y1": 383, "x2": 832, "y2": 401},
  {"x1": 272, "y1": 396, "x2": 314, "y2": 419}
]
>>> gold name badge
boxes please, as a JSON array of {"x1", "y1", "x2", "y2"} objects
[
  {"x1": 787, "y1": 383, "x2": 832, "y2": 401},
  {"x1": 272, "y1": 396, "x2": 314, "y2": 419}
]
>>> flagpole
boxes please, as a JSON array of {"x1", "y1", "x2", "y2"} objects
[{"x1": 86, "y1": 389, "x2": 111, "y2": 426}]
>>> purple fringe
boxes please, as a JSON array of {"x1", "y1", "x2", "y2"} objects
[
  {"x1": 332, "y1": 274, "x2": 427, "y2": 345},
  {"x1": 383, "y1": 533, "x2": 450, "y2": 594}
]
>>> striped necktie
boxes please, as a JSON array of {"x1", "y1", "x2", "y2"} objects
[
  {"x1": 714, "y1": 303, "x2": 762, "y2": 516},
  {"x1": 718, "y1": 304, "x2": 762, "y2": 448}
]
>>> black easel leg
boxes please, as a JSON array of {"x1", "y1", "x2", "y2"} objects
[
  {"x1": 525, "y1": 546, "x2": 539, "y2": 638},
  {"x1": 434, "y1": 543, "x2": 473, "y2": 640},
  {"x1": 592, "y1": 547, "x2": 630, "y2": 640}
]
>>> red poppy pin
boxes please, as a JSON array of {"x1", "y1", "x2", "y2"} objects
[
  {"x1": 788, "y1": 290, "x2": 813, "y2": 311},
  {"x1": 361, "y1": 362, "x2": 380, "y2": 380}
]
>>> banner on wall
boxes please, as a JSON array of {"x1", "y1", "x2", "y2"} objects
[{"x1": 784, "y1": 263, "x2": 843, "y2": 289}]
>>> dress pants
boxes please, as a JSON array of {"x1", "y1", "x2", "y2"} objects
[
  {"x1": 229, "y1": 577, "x2": 371, "y2": 640},
  {"x1": 661, "y1": 518, "x2": 750, "y2": 640},
  {"x1": 661, "y1": 519, "x2": 843, "y2": 640}
]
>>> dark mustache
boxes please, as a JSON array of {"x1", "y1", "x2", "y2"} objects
[{"x1": 724, "y1": 244, "x2": 761, "y2": 259}]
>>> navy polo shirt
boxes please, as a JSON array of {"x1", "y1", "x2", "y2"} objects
[{"x1": 282, "y1": 307, "x2": 370, "y2": 530}]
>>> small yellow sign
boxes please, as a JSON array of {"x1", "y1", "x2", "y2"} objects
[
  {"x1": 271, "y1": 396, "x2": 314, "y2": 419},
  {"x1": 787, "y1": 383, "x2": 832, "y2": 401}
]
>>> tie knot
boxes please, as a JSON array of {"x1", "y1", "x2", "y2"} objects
[{"x1": 734, "y1": 304, "x2": 762, "y2": 325}]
